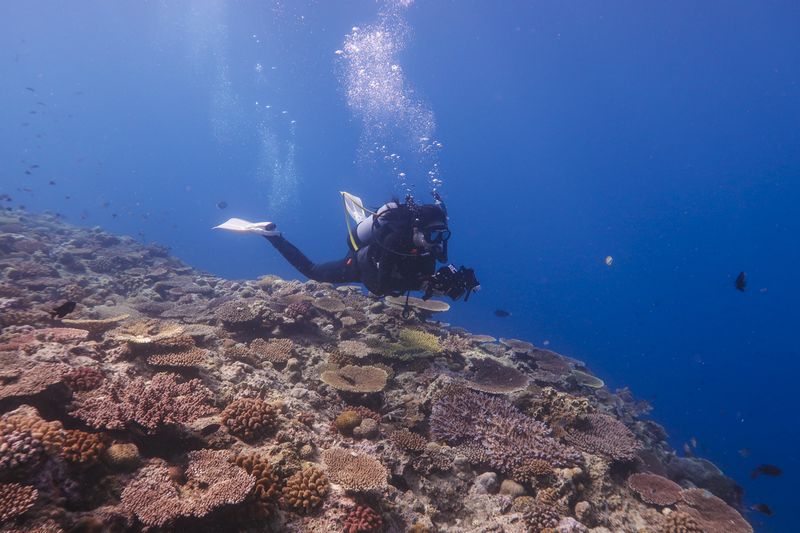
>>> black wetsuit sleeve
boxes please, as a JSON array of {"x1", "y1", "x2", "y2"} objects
[{"x1": 264, "y1": 235, "x2": 361, "y2": 284}]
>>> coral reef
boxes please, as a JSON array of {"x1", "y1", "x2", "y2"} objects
[{"x1": 0, "y1": 212, "x2": 752, "y2": 532}]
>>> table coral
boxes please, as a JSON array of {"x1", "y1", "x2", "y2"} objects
[
  {"x1": 250, "y1": 337, "x2": 294, "y2": 364},
  {"x1": 322, "y1": 448, "x2": 388, "y2": 493},
  {"x1": 628, "y1": 472, "x2": 682, "y2": 506},
  {"x1": 320, "y1": 365, "x2": 388, "y2": 393}
]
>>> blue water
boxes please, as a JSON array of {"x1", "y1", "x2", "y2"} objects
[{"x1": 2, "y1": 2, "x2": 798, "y2": 530}]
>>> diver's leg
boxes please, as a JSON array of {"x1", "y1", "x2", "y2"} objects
[{"x1": 264, "y1": 235, "x2": 359, "y2": 283}]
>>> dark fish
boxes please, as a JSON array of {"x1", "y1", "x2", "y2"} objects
[
  {"x1": 0, "y1": 194, "x2": 10, "y2": 202},
  {"x1": 217, "y1": 201, "x2": 228, "y2": 209},
  {"x1": 25, "y1": 87, "x2": 35, "y2": 92},
  {"x1": 494, "y1": 309, "x2": 511, "y2": 317},
  {"x1": 750, "y1": 464, "x2": 782, "y2": 479},
  {"x1": 48, "y1": 180, "x2": 56, "y2": 185},
  {"x1": 112, "y1": 213, "x2": 118, "y2": 218},
  {"x1": 24, "y1": 170, "x2": 32, "y2": 175},
  {"x1": 751, "y1": 503, "x2": 774, "y2": 517},
  {"x1": 735, "y1": 271, "x2": 747, "y2": 292},
  {"x1": 36, "y1": 102, "x2": 46, "y2": 106},
  {"x1": 50, "y1": 301, "x2": 76, "y2": 319},
  {"x1": 29, "y1": 164, "x2": 39, "y2": 169}
]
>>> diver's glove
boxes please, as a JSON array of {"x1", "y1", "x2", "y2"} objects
[{"x1": 422, "y1": 265, "x2": 480, "y2": 301}]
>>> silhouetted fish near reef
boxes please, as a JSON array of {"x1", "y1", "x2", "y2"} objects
[
  {"x1": 750, "y1": 464, "x2": 782, "y2": 479},
  {"x1": 217, "y1": 201, "x2": 228, "y2": 209},
  {"x1": 494, "y1": 309, "x2": 511, "y2": 318},
  {"x1": 751, "y1": 503, "x2": 774, "y2": 516},
  {"x1": 49, "y1": 301, "x2": 76, "y2": 319},
  {"x1": 735, "y1": 271, "x2": 747, "y2": 292}
]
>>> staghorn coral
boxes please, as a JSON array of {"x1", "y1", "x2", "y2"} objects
[
  {"x1": 565, "y1": 413, "x2": 641, "y2": 462},
  {"x1": 511, "y1": 459, "x2": 555, "y2": 485},
  {"x1": 59, "y1": 429, "x2": 106, "y2": 465},
  {"x1": 465, "y1": 358, "x2": 529, "y2": 394},
  {"x1": 280, "y1": 467, "x2": 328, "y2": 514},
  {"x1": 70, "y1": 373, "x2": 215, "y2": 432},
  {"x1": 0, "y1": 427, "x2": 43, "y2": 475},
  {"x1": 396, "y1": 328, "x2": 443, "y2": 354},
  {"x1": 63, "y1": 367, "x2": 104, "y2": 392},
  {"x1": 320, "y1": 365, "x2": 388, "y2": 393},
  {"x1": 234, "y1": 453, "x2": 282, "y2": 509},
  {"x1": 0, "y1": 483, "x2": 37, "y2": 523},
  {"x1": 322, "y1": 448, "x2": 388, "y2": 493},
  {"x1": 628, "y1": 473, "x2": 683, "y2": 506},
  {"x1": 390, "y1": 428, "x2": 428, "y2": 452},
  {"x1": 250, "y1": 337, "x2": 294, "y2": 364},
  {"x1": 343, "y1": 504, "x2": 383, "y2": 533},
  {"x1": 677, "y1": 488, "x2": 752, "y2": 533},
  {"x1": 221, "y1": 398, "x2": 280, "y2": 442},
  {"x1": 431, "y1": 388, "x2": 580, "y2": 480},
  {"x1": 0, "y1": 363, "x2": 69, "y2": 401},
  {"x1": 146, "y1": 347, "x2": 208, "y2": 367},
  {"x1": 121, "y1": 450, "x2": 255, "y2": 527}
]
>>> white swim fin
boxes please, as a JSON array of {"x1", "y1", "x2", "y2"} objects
[
  {"x1": 213, "y1": 217, "x2": 279, "y2": 236},
  {"x1": 341, "y1": 191, "x2": 369, "y2": 224}
]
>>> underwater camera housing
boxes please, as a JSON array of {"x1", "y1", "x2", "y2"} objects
[{"x1": 423, "y1": 264, "x2": 480, "y2": 301}]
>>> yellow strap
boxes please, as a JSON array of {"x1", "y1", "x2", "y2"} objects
[{"x1": 343, "y1": 195, "x2": 360, "y2": 251}]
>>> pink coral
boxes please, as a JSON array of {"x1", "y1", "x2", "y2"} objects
[
  {"x1": 70, "y1": 373, "x2": 215, "y2": 432},
  {"x1": 121, "y1": 450, "x2": 255, "y2": 527},
  {"x1": 627, "y1": 473, "x2": 682, "y2": 506},
  {"x1": 0, "y1": 363, "x2": 69, "y2": 401}
]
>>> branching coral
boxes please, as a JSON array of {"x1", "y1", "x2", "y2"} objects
[
  {"x1": 280, "y1": 467, "x2": 328, "y2": 514},
  {"x1": 63, "y1": 367, "x2": 104, "y2": 392},
  {"x1": 146, "y1": 347, "x2": 208, "y2": 367},
  {"x1": 628, "y1": 473, "x2": 683, "y2": 506},
  {"x1": 0, "y1": 427, "x2": 43, "y2": 475},
  {"x1": 565, "y1": 413, "x2": 641, "y2": 462},
  {"x1": 390, "y1": 429, "x2": 428, "y2": 452},
  {"x1": 528, "y1": 387, "x2": 593, "y2": 426},
  {"x1": 59, "y1": 429, "x2": 106, "y2": 465},
  {"x1": 0, "y1": 483, "x2": 37, "y2": 523},
  {"x1": 121, "y1": 450, "x2": 255, "y2": 527},
  {"x1": 284, "y1": 300, "x2": 312, "y2": 319},
  {"x1": 70, "y1": 373, "x2": 215, "y2": 432},
  {"x1": 430, "y1": 388, "x2": 580, "y2": 481},
  {"x1": 234, "y1": 453, "x2": 282, "y2": 511},
  {"x1": 221, "y1": 398, "x2": 280, "y2": 442},
  {"x1": 322, "y1": 448, "x2": 388, "y2": 493},
  {"x1": 320, "y1": 365, "x2": 388, "y2": 393},
  {"x1": 396, "y1": 329, "x2": 443, "y2": 354}
]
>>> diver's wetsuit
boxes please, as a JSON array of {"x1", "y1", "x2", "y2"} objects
[
  {"x1": 264, "y1": 235, "x2": 360, "y2": 284},
  {"x1": 264, "y1": 202, "x2": 442, "y2": 296}
]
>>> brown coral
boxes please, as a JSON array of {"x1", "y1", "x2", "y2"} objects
[
  {"x1": 234, "y1": 453, "x2": 282, "y2": 508},
  {"x1": 59, "y1": 429, "x2": 106, "y2": 465},
  {"x1": 334, "y1": 411, "x2": 363, "y2": 434},
  {"x1": 0, "y1": 483, "x2": 37, "y2": 523},
  {"x1": 221, "y1": 398, "x2": 279, "y2": 442},
  {"x1": 390, "y1": 428, "x2": 428, "y2": 452},
  {"x1": 0, "y1": 363, "x2": 69, "y2": 401},
  {"x1": 661, "y1": 510, "x2": 704, "y2": 533},
  {"x1": 250, "y1": 337, "x2": 294, "y2": 364},
  {"x1": 628, "y1": 473, "x2": 683, "y2": 506},
  {"x1": 466, "y1": 358, "x2": 529, "y2": 394},
  {"x1": 146, "y1": 348, "x2": 208, "y2": 367},
  {"x1": 280, "y1": 467, "x2": 328, "y2": 514},
  {"x1": 343, "y1": 504, "x2": 383, "y2": 533},
  {"x1": 0, "y1": 405, "x2": 64, "y2": 454},
  {"x1": 312, "y1": 297, "x2": 346, "y2": 314},
  {"x1": 322, "y1": 448, "x2": 388, "y2": 492},
  {"x1": 63, "y1": 367, "x2": 105, "y2": 392},
  {"x1": 511, "y1": 459, "x2": 555, "y2": 485},
  {"x1": 0, "y1": 427, "x2": 43, "y2": 474},
  {"x1": 320, "y1": 365, "x2": 388, "y2": 393},
  {"x1": 337, "y1": 340, "x2": 373, "y2": 359},
  {"x1": 529, "y1": 387, "x2": 593, "y2": 426},
  {"x1": 215, "y1": 300, "x2": 261, "y2": 329},
  {"x1": 103, "y1": 443, "x2": 140, "y2": 470},
  {"x1": 677, "y1": 488, "x2": 752, "y2": 533}
]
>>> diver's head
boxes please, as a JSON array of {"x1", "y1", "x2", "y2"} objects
[{"x1": 412, "y1": 203, "x2": 450, "y2": 261}]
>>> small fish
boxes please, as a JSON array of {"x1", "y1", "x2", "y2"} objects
[
  {"x1": 735, "y1": 271, "x2": 747, "y2": 292},
  {"x1": 112, "y1": 213, "x2": 118, "y2": 218},
  {"x1": 750, "y1": 464, "x2": 782, "y2": 479},
  {"x1": 48, "y1": 180, "x2": 56, "y2": 185},
  {"x1": 29, "y1": 110, "x2": 37, "y2": 114},
  {"x1": 751, "y1": 503, "x2": 774, "y2": 517},
  {"x1": 25, "y1": 87, "x2": 35, "y2": 92},
  {"x1": 738, "y1": 448, "x2": 751, "y2": 458},
  {"x1": 24, "y1": 170, "x2": 31, "y2": 175},
  {"x1": 494, "y1": 309, "x2": 511, "y2": 318},
  {"x1": 29, "y1": 164, "x2": 39, "y2": 169},
  {"x1": 36, "y1": 102, "x2": 46, "y2": 106},
  {"x1": 65, "y1": 195, "x2": 71, "y2": 200},
  {"x1": 50, "y1": 301, "x2": 76, "y2": 319},
  {"x1": 217, "y1": 201, "x2": 228, "y2": 209},
  {"x1": 0, "y1": 194, "x2": 10, "y2": 202}
]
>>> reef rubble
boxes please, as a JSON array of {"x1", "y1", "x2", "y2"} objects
[{"x1": 0, "y1": 211, "x2": 752, "y2": 532}]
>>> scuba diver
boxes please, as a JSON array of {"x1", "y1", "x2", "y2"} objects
[{"x1": 215, "y1": 191, "x2": 479, "y2": 304}]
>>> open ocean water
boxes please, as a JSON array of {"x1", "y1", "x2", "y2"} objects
[{"x1": 1, "y1": 2, "x2": 798, "y2": 532}]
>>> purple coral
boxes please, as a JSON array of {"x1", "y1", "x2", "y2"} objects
[
  {"x1": 430, "y1": 388, "x2": 580, "y2": 478},
  {"x1": 70, "y1": 372, "x2": 215, "y2": 432},
  {"x1": 565, "y1": 413, "x2": 641, "y2": 461}
]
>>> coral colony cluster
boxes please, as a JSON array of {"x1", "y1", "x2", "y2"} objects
[{"x1": 0, "y1": 211, "x2": 752, "y2": 532}]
